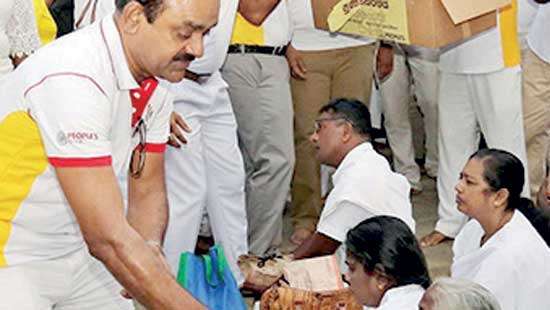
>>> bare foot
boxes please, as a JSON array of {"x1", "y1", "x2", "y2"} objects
[
  {"x1": 290, "y1": 228, "x2": 313, "y2": 246},
  {"x1": 420, "y1": 231, "x2": 452, "y2": 247}
]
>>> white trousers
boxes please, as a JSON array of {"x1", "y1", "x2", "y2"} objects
[
  {"x1": 163, "y1": 73, "x2": 248, "y2": 285},
  {"x1": 0, "y1": 247, "x2": 132, "y2": 310},
  {"x1": 436, "y1": 66, "x2": 529, "y2": 237},
  {"x1": 380, "y1": 53, "x2": 439, "y2": 189}
]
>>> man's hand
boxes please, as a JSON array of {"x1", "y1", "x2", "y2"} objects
[
  {"x1": 376, "y1": 45, "x2": 394, "y2": 81},
  {"x1": 55, "y1": 166, "x2": 205, "y2": 309},
  {"x1": 168, "y1": 112, "x2": 191, "y2": 148},
  {"x1": 286, "y1": 44, "x2": 307, "y2": 80}
]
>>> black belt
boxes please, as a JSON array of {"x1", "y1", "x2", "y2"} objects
[{"x1": 227, "y1": 44, "x2": 287, "y2": 56}]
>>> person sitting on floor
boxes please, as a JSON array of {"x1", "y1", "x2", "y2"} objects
[
  {"x1": 344, "y1": 216, "x2": 431, "y2": 309},
  {"x1": 419, "y1": 277, "x2": 501, "y2": 310},
  {"x1": 292, "y1": 98, "x2": 415, "y2": 268},
  {"x1": 451, "y1": 148, "x2": 550, "y2": 310}
]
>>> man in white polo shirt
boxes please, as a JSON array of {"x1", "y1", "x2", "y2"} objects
[
  {"x1": 421, "y1": 1, "x2": 530, "y2": 246},
  {"x1": 293, "y1": 99, "x2": 415, "y2": 268},
  {"x1": 0, "y1": 0, "x2": 218, "y2": 308},
  {"x1": 523, "y1": 1, "x2": 550, "y2": 199}
]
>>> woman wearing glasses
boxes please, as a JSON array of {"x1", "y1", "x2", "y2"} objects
[
  {"x1": 451, "y1": 149, "x2": 550, "y2": 310},
  {"x1": 344, "y1": 216, "x2": 431, "y2": 309}
]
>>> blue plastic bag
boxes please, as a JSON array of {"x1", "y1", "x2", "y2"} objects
[{"x1": 176, "y1": 245, "x2": 246, "y2": 310}]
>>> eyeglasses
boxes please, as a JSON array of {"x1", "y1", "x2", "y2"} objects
[
  {"x1": 313, "y1": 117, "x2": 351, "y2": 134},
  {"x1": 129, "y1": 119, "x2": 147, "y2": 178}
]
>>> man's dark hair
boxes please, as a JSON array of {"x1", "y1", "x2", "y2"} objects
[
  {"x1": 319, "y1": 98, "x2": 373, "y2": 139},
  {"x1": 346, "y1": 216, "x2": 432, "y2": 289},
  {"x1": 116, "y1": 0, "x2": 165, "y2": 23}
]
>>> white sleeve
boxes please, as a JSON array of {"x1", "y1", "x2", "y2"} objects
[
  {"x1": 143, "y1": 85, "x2": 172, "y2": 153},
  {"x1": 25, "y1": 73, "x2": 113, "y2": 167},
  {"x1": 7, "y1": 0, "x2": 41, "y2": 55},
  {"x1": 317, "y1": 200, "x2": 375, "y2": 242}
]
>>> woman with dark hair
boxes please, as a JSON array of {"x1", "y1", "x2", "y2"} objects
[
  {"x1": 451, "y1": 149, "x2": 550, "y2": 310},
  {"x1": 344, "y1": 216, "x2": 431, "y2": 309}
]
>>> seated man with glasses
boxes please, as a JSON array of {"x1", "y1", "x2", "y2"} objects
[{"x1": 292, "y1": 98, "x2": 415, "y2": 271}]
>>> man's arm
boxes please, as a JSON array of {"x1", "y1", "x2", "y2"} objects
[
  {"x1": 238, "y1": 0, "x2": 280, "y2": 26},
  {"x1": 127, "y1": 152, "x2": 168, "y2": 245},
  {"x1": 55, "y1": 166, "x2": 204, "y2": 310},
  {"x1": 293, "y1": 232, "x2": 341, "y2": 260}
]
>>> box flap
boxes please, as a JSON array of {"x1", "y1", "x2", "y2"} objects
[{"x1": 440, "y1": 0, "x2": 510, "y2": 24}]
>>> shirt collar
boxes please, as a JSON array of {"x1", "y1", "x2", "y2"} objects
[
  {"x1": 379, "y1": 284, "x2": 425, "y2": 307},
  {"x1": 332, "y1": 142, "x2": 373, "y2": 183},
  {"x1": 99, "y1": 16, "x2": 139, "y2": 90}
]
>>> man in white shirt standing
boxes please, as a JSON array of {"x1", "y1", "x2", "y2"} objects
[
  {"x1": 286, "y1": 0, "x2": 376, "y2": 246},
  {"x1": 377, "y1": 44, "x2": 440, "y2": 193},
  {"x1": 421, "y1": 1, "x2": 530, "y2": 246},
  {"x1": 523, "y1": 1, "x2": 550, "y2": 199},
  {"x1": 221, "y1": 0, "x2": 294, "y2": 256},
  {"x1": 293, "y1": 98, "x2": 414, "y2": 266},
  {"x1": 163, "y1": 0, "x2": 248, "y2": 285}
]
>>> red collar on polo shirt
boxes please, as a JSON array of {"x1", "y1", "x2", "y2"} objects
[{"x1": 130, "y1": 77, "x2": 159, "y2": 127}]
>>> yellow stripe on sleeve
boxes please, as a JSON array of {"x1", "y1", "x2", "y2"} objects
[
  {"x1": 499, "y1": 0, "x2": 520, "y2": 68},
  {"x1": 0, "y1": 111, "x2": 48, "y2": 266}
]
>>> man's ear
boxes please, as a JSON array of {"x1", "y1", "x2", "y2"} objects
[
  {"x1": 118, "y1": 2, "x2": 147, "y2": 35},
  {"x1": 342, "y1": 122, "x2": 354, "y2": 143}
]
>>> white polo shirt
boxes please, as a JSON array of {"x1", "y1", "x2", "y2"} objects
[
  {"x1": 0, "y1": 16, "x2": 172, "y2": 267},
  {"x1": 528, "y1": 4, "x2": 550, "y2": 63},
  {"x1": 316, "y1": 142, "x2": 415, "y2": 270},
  {"x1": 287, "y1": 0, "x2": 374, "y2": 51}
]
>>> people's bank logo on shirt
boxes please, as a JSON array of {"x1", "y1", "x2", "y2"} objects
[{"x1": 57, "y1": 131, "x2": 99, "y2": 145}]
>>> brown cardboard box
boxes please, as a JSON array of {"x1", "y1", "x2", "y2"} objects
[{"x1": 312, "y1": 0, "x2": 511, "y2": 48}]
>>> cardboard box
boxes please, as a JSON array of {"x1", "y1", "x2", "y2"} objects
[{"x1": 312, "y1": 0, "x2": 511, "y2": 48}]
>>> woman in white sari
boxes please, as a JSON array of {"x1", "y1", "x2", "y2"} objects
[
  {"x1": 344, "y1": 216, "x2": 431, "y2": 309},
  {"x1": 0, "y1": 0, "x2": 40, "y2": 77},
  {"x1": 451, "y1": 149, "x2": 550, "y2": 310}
]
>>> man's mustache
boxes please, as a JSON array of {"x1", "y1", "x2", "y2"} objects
[{"x1": 172, "y1": 53, "x2": 195, "y2": 62}]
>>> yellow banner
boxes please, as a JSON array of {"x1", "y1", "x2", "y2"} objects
[{"x1": 328, "y1": 0, "x2": 410, "y2": 44}]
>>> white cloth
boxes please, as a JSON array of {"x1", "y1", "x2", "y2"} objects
[
  {"x1": 0, "y1": 0, "x2": 40, "y2": 75},
  {"x1": 518, "y1": 0, "x2": 539, "y2": 50},
  {"x1": 317, "y1": 142, "x2": 415, "y2": 270},
  {"x1": 0, "y1": 16, "x2": 171, "y2": 266},
  {"x1": 380, "y1": 48, "x2": 439, "y2": 188},
  {"x1": 452, "y1": 211, "x2": 550, "y2": 310},
  {"x1": 436, "y1": 67, "x2": 529, "y2": 237},
  {"x1": 528, "y1": 4, "x2": 550, "y2": 63},
  {"x1": 163, "y1": 73, "x2": 248, "y2": 285},
  {"x1": 73, "y1": 0, "x2": 114, "y2": 29},
  {"x1": 163, "y1": 0, "x2": 247, "y2": 285},
  {"x1": 0, "y1": 247, "x2": 132, "y2": 309},
  {"x1": 439, "y1": 11, "x2": 509, "y2": 74},
  {"x1": 257, "y1": 0, "x2": 292, "y2": 46},
  {"x1": 287, "y1": 0, "x2": 373, "y2": 51},
  {"x1": 374, "y1": 284, "x2": 425, "y2": 310}
]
